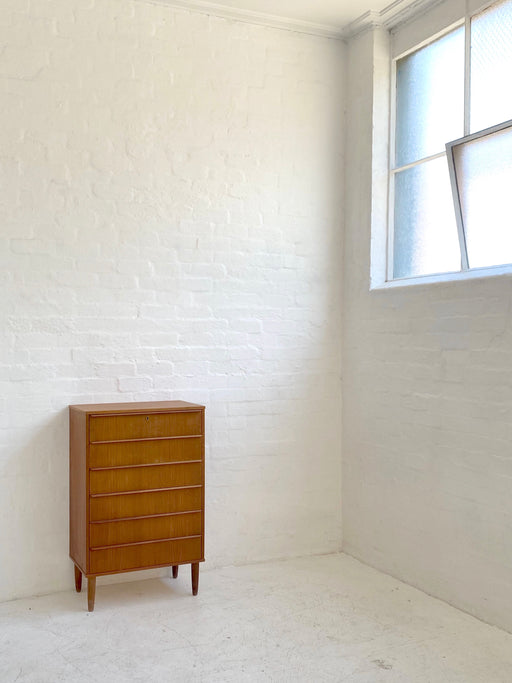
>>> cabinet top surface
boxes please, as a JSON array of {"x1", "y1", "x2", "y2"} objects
[{"x1": 69, "y1": 400, "x2": 204, "y2": 414}]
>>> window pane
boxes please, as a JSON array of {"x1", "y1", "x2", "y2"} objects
[
  {"x1": 470, "y1": 0, "x2": 512, "y2": 133},
  {"x1": 452, "y1": 125, "x2": 512, "y2": 269},
  {"x1": 393, "y1": 157, "x2": 461, "y2": 279},
  {"x1": 395, "y1": 27, "x2": 464, "y2": 167}
]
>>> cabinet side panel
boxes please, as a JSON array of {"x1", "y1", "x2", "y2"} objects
[
  {"x1": 69, "y1": 407, "x2": 87, "y2": 571},
  {"x1": 201, "y1": 407, "x2": 205, "y2": 560}
]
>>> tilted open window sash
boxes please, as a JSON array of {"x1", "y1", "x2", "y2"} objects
[
  {"x1": 446, "y1": 118, "x2": 512, "y2": 272},
  {"x1": 385, "y1": 0, "x2": 512, "y2": 284}
]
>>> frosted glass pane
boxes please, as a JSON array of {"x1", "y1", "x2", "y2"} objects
[
  {"x1": 471, "y1": 0, "x2": 512, "y2": 132},
  {"x1": 393, "y1": 157, "x2": 461, "y2": 279},
  {"x1": 453, "y1": 125, "x2": 512, "y2": 268},
  {"x1": 395, "y1": 27, "x2": 464, "y2": 167}
]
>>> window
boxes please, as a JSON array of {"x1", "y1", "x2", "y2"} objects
[
  {"x1": 389, "y1": 0, "x2": 512, "y2": 282},
  {"x1": 447, "y1": 119, "x2": 512, "y2": 270}
]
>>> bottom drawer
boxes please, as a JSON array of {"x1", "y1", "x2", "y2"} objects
[{"x1": 90, "y1": 536, "x2": 202, "y2": 574}]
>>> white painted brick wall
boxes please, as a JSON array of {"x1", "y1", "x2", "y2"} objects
[
  {"x1": 343, "y1": 28, "x2": 512, "y2": 633},
  {"x1": 0, "y1": 0, "x2": 344, "y2": 601}
]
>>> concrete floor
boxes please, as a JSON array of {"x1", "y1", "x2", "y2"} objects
[{"x1": 1, "y1": 553, "x2": 512, "y2": 682}]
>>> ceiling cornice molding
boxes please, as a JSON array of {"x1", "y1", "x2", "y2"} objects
[
  {"x1": 134, "y1": 0, "x2": 345, "y2": 39},
  {"x1": 133, "y1": 0, "x2": 443, "y2": 42},
  {"x1": 341, "y1": 10, "x2": 384, "y2": 40},
  {"x1": 341, "y1": 0, "x2": 445, "y2": 39},
  {"x1": 380, "y1": 0, "x2": 447, "y2": 29}
]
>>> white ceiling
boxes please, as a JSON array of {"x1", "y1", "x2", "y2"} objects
[
  {"x1": 152, "y1": 0, "x2": 427, "y2": 37},
  {"x1": 204, "y1": 0, "x2": 397, "y2": 30}
]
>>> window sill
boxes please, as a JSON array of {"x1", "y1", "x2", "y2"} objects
[{"x1": 371, "y1": 263, "x2": 512, "y2": 290}]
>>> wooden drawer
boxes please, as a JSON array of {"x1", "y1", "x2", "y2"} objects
[
  {"x1": 89, "y1": 437, "x2": 202, "y2": 468},
  {"x1": 89, "y1": 411, "x2": 202, "y2": 443},
  {"x1": 89, "y1": 536, "x2": 202, "y2": 574},
  {"x1": 89, "y1": 486, "x2": 202, "y2": 522},
  {"x1": 90, "y1": 511, "x2": 202, "y2": 548},
  {"x1": 71, "y1": 400, "x2": 205, "y2": 609},
  {"x1": 90, "y1": 462, "x2": 203, "y2": 495}
]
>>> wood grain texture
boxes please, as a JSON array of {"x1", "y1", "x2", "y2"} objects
[
  {"x1": 89, "y1": 437, "x2": 202, "y2": 468},
  {"x1": 200, "y1": 408, "x2": 205, "y2": 561},
  {"x1": 192, "y1": 562, "x2": 199, "y2": 596},
  {"x1": 69, "y1": 408, "x2": 87, "y2": 571},
  {"x1": 90, "y1": 410, "x2": 202, "y2": 443},
  {"x1": 90, "y1": 511, "x2": 202, "y2": 548},
  {"x1": 70, "y1": 400, "x2": 202, "y2": 414},
  {"x1": 89, "y1": 486, "x2": 203, "y2": 522},
  {"x1": 90, "y1": 462, "x2": 202, "y2": 495},
  {"x1": 87, "y1": 577, "x2": 96, "y2": 612},
  {"x1": 69, "y1": 401, "x2": 205, "y2": 609},
  {"x1": 74, "y1": 565, "x2": 82, "y2": 593},
  {"x1": 90, "y1": 537, "x2": 202, "y2": 574}
]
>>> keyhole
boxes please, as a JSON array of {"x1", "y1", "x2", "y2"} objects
[{"x1": 145, "y1": 416, "x2": 149, "y2": 421}]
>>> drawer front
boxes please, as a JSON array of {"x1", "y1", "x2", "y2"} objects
[
  {"x1": 90, "y1": 411, "x2": 202, "y2": 443},
  {"x1": 90, "y1": 462, "x2": 203, "y2": 495},
  {"x1": 90, "y1": 536, "x2": 202, "y2": 574},
  {"x1": 90, "y1": 511, "x2": 203, "y2": 548},
  {"x1": 90, "y1": 487, "x2": 202, "y2": 522},
  {"x1": 89, "y1": 437, "x2": 202, "y2": 468}
]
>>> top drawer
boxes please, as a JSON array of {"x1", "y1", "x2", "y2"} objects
[{"x1": 90, "y1": 411, "x2": 202, "y2": 443}]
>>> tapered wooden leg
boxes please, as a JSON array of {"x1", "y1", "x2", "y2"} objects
[
  {"x1": 87, "y1": 577, "x2": 96, "y2": 612},
  {"x1": 74, "y1": 565, "x2": 82, "y2": 593},
  {"x1": 191, "y1": 563, "x2": 199, "y2": 596},
  {"x1": 172, "y1": 565, "x2": 179, "y2": 579}
]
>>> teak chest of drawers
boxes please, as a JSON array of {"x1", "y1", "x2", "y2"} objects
[{"x1": 69, "y1": 400, "x2": 205, "y2": 611}]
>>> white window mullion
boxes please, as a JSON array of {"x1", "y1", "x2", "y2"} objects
[
  {"x1": 459, "y1": 6, "x2": 472, "y2": 268},
  {"x1": 387, "y1": 57, "x2": 398, "y2": 281},
  {"x1": 463, "y1": 12, "x2": 472, "y2": 135},
  {"x1": 387, "y1": 173, "x2": 396, "y2": 282}
]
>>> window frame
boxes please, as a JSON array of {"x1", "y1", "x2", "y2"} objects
[
  {"x1": 385, "y1": 0, "x2": 512, "y2": 285},
  {"x1": 446, "y1": 116, "x2": 512, "y2": 269}
]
